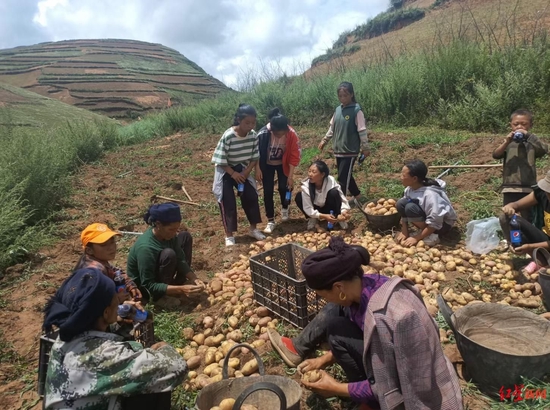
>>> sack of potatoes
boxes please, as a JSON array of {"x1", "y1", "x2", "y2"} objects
[{"x1": 364, "y1": 198, "x2": 398, "y2": 216}]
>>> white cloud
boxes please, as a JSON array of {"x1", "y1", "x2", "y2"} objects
[{"x1": 1, "y1": 0, "x2": 389, "y2": 87}]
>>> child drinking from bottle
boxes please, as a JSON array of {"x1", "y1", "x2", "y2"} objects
[{"x1": 493, "y1": 109, "x2": 548, "y2": 222}]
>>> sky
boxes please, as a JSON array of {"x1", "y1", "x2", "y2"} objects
[{"x1": 0, "y1": 0, "x2": 388, "y2": 88}]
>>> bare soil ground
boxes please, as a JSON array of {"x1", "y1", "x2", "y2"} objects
[{"x1": 0, "y1": 128, "x2": 544, "y2": 409}]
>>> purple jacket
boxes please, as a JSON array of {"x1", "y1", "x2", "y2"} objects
[{"x1": 362, "y1": 277, "x2": 463, "y2": 410}]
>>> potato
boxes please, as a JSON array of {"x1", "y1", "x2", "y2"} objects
[
  {"x1": 204, "y1": 363, "x2": 220, "y2": 376},
  {"x1": 219, "y1": 398, "x2": 236, "y2": 410},
  {"x1": 203, "y1": 316, "x2": 215, "y2": 329},
  {"x1": 240, "y1": 405, "x2": 258, "y2": 410},
  {"x1": 193, "y1": 333, "x2": 206, "y2": 345},
  {"x1": 186, "y1": 355, "x2": 202, "y2": 370},
  {"x1": 205, "y1": 350, "x2": 216, "y2": 366},
  {"x1": 205, "y1": 334, "x2": 225, "y2": 347},
  {"x1": 226, "y1": 330, "x2": 243, "y2": 342},
  {"x1": 182, "y1": 327, "x2": 195, "y2": 340},
  {"x1": 257, "y1": 316, "x2": 272, "y2": 327},
  {"x1": 210, "y1": 279, "x2": 223, "y2": 293},
  {"x1": 241, "y1": 358, "x2": 259, "y2": 376},
  {"x1": 302, "y1": 370, "x2": 322, "y2": 383},
  {"x1": 255, "y1": 307, "x2": 270, "y2": 317},
  {"x1": 182, "y1": 348, "x2": 197, "y2": 361},
  {"x1": 210, "y1": 407, "x2": 220, "y2": 410},
  {"x1": 228, "y1": 316, "x2": 239, "y2": 328}
]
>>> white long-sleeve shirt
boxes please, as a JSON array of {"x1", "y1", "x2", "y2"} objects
[{"x1": 300, "y1": 175, "x2": 350, "y2": 219}]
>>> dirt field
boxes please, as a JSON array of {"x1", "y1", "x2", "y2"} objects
[{"x1": 0, "y1": 127, "x2": 546, "y2": 409}]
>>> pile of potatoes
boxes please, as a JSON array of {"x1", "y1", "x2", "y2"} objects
[
  {"x1": 209, "y1": 398, "x2": 257, "y2": 410},
  {"x1": 181, "y1": 229, "x2": 545, "y2": 397},
  {"x1": 364, "y1": 198, "x2": 398, "y2": 216}
]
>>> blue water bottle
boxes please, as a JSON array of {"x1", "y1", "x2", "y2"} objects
[
  {"x1": 327, "y1": 210, "x2": 335, "y2": 230},
  {"x1": 118, "y1": 304, "x2": 148, "y2": 322},
  {"x1": 509, "y1": 215, "x2": 522, "y2": 248},
  {"x1": 114, "y1": 270, "x2": 126, "y2": 293},
  {"x1": 237, "y1": 183, "x2": 244, "y2": 197},
  {"x1": 285, "y1": 189, "x2": 292, "y2": 207},
  {"x1": 117, "y1": 304, "x2": 132, "y2": 318}
]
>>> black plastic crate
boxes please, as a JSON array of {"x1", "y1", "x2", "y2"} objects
[
  {"x1": 37, "y1": 321, "x2": 155, "y2": 396},
  {"x1": 250, "y1": 243, "x2": 326, "y2": 329}
]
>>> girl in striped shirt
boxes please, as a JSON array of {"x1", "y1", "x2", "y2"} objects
[{"x1": 211, "y1": 104, "x2": 266, "y2": 246}]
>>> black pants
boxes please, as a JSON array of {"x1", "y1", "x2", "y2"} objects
[
  {"x1": 503, "y1": 192, "x2": 533, "y2": 223},
  {"x1": 219, "y1": 165, "x2": 262, "y2": 233},
  {"x1": 337, "y1": 156, "x2": 360, "y2": 197},
  {"x1": 396, "y1": 198, "x2": 452, "y2": 235},
  {"x1": 156, "y1": 231, "x2": 193, "y2": 287},
  {"x1": 499, "y1": 213, "x2": 549, "y2": 244},
  {"x1": 295, "y1": 188, "x2": 343, "y2": 219},
  {"x1": 292, "y1": 303, "x2": 366, "y2": 382},
  {"x1": 121, "y1": 392, "x2": 171, "y2": 410},
  {"x1": 262, "y1": 164, "x2": 288, "y2": 221}
]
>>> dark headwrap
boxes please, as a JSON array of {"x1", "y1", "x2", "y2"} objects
[
  {"x1": 302, "y1": 236, "x2": 370, "y2": 290},
  {"x1": 43, "y1": 268, "x2": 116, "y2": 342},
  {"x1": 143, "y1": 202, "x2": 182, "y2": 225}
]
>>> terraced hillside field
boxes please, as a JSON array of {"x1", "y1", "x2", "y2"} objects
[{"x1": 0, "y1": 39, "x2": 229, "y2": 119}]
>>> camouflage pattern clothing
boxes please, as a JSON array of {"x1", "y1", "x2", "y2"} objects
[{"x1": 45, "y1": 330, "x2": 187, "y2": 409}]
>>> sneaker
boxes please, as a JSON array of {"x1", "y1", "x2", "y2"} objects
[
  {"x1": 339, "y1": 221, "x2": 348, "y2": 230},
  {"x1": 249, "y1": 229, "x2": 266, "y2": 240},
  {"x1": 307, "y1": 218, "x2": 317, "y2": 231},
  {"x1": 281, "y1": 208, "x2": 289, "y2": 221},
  {"x1": 423, "y1": 233, "x2": 440, "y2": 247},
  {"x1": 154, "y1": 295, "x2": 181, "y2": 309},
  {"x1": 263, "y1": 222, "x2": 276, "y2": 234},
  {"x1": 225, "y1": 237, "x2": 236, "y2": 246},
  {"x1": 267, "y1": 328, "x2": 302, "y2": 367}
]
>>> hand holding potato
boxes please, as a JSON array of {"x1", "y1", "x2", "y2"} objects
[
  {"x1": 179, "y1": 284, "x2": 204, "y2": 298},
  {"x1": 301, "y1": 370, "x2": 342, "y2": 398}
]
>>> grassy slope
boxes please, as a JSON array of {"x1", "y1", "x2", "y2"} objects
[
  {"x1": 310, "y1": 0, "x2": 550, "y2": 74},
  {"x1": 0, "y1": 39, "x2": 229, "y2": 118},
  {"x1": 0, "y1": 81, "x2": 111, "y2": 131}
]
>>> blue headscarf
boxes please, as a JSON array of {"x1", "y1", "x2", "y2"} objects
[
  {"x1": 43, "y1": 268, "x2": 116, "y2": 342},
  {"x1": 144, "y1": 202, "x2": 182, "y2": 225}
]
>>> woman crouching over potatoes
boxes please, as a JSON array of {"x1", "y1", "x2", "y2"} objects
[
  {"x1": 267, "y1": 236, "x2": 463, "y2": 410},
  {"x1": 295, "y1": 160, "x2": 351, "y2": 232},
  {"x1": 395, "y1": 159, "x2": 457, "y2": 247}
]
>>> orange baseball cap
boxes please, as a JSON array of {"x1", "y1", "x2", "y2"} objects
[{"x1": 81, "y1": 223, "x2": 121, "y2": 248}]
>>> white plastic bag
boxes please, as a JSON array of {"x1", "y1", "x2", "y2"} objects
[{"x1": 465, "y1": 217, "x2": 502, "y2": 255}]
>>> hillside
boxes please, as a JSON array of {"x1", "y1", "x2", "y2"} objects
[
  {"x1": 310, "y1": 0, "x2": 550, "y2": 72},
  {"x1": 0, "y1": 39, "x2": 229, "y2": 119},
  {"x1": 0, "y1": 81, "x2": 111, "y2": 133}
]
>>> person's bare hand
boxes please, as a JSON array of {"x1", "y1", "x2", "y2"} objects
[
  {"x1": 255, "y1": 169, "x2": 263, "y2": 183},
  {"x1": 511, "y1": 244, "x2": 531, "y2": 255},
  {"x1": 502, "y1": 205, "x2": 516, "y2": 216},
  {"x1": 301, "y1": 371, "x2": 341, "y2": 398},
  {"x1": 395, "y1": 232, "x2": 408, "y2": 244},
  {"x1": 318, "y1": 141, "x2": 326, "y2": 151},
  {"x1": 123, "y1": 300, "x2": 145, "y2": 312},
  {"x1": 231, "y1": 172, "x2": 246, "y2": 184},
  {"x1": 151, "y1": 341, "x2": 168, "y2": 350},
  {"x1": 179, "y1": 284, "x2": 203, "y2": 297},
  {"x1": 297, "y1": 357, "x2": 327, "y2": 374},
  {"x1": 287, "y1": 176, "x2": 294, "y2": 189},
  {"x1": 403, "y1": 236, "x2": 419, "y2": 247},
  {"x1": 194, "y1": 279, "x2": 206, "y2": 290},
  {"x1": 321, "y1": 213, "x2": 338, "y2": 223}
]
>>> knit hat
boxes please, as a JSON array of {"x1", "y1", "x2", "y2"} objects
[
  {"x1": 301, "y1": 236, "x2": 370, "y2": 290},
  {"x1": 43, "y1": 268, "x2": 116, "y2": 342},
  {"x1": 144, "y1": 202, "x2": 182, "y2": 224}
]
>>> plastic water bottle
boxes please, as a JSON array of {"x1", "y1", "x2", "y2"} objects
[
  {"x1": 237, "y1": 183, "x2": 244, "y2": 197},
  {"x1": 327, "y1": 210, "x2": 335, "y2": 230},
  {"x1": 285, "y1": 189, "x2": 292, "y2": 206},
  {"x1": 509, "y1": 215, "x2": 522, "y2": 248},
  {"x1": 118, "y1": 304, "x2": 148, "y2": 323},
  {"x1": 114, "y1": 270, "x2": 126, "y2": 293},
  {"x1": 513, "y1": 131, "x2": 525, "y2": 142},
  {"x1": 358, "y1": 153, "x2": 366, "y2": 164}
]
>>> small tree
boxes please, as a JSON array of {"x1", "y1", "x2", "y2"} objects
[{"x1": 390, "y1": 0, "x2": 404, "y2": 10}]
